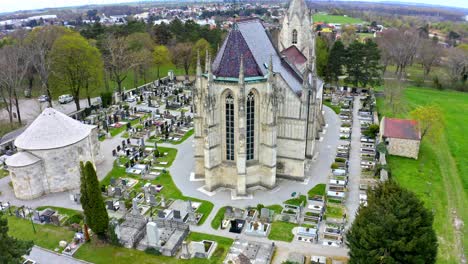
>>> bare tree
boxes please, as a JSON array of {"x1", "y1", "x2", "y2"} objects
[
  {"x1": 384, "y1": 78, "x2": 405, "y2": 116},
  {"x1": 28, "y1": 26, "x2": 69, "y2": 107},
  {"x1": 102, "y1": 34, "x2": 140, "y2": 95},
  {"x1": 417, "y1": 39, "x2": 443, "y2": 80},
  {"x1": 0, "y1": 44, "x2": 30, "y2": 124},
  {"x1": 445, "y1": 48, "x2": 468, "y2": 89},
  {"x1": 377, "y1": 28, "x2": 420, "y2": 79}
]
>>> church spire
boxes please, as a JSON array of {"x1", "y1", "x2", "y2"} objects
[
  {"x1": 207, "y1": 51, "x2": 213, "y2": 83},
  {"x1": 204, "y1": 49, "x2": 209, "y2": 73}
]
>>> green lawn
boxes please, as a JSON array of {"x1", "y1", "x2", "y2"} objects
[
  {"x1": 377, "y1": 86, "x2": 468, "y2": 263},
  {"x1": 7, "y1": 215, "x2": 75, "y2": 251},
  {"x1": 284, "y1": 195, "x2": 307, "y2": 206},
  {"x1": 74, "y1": 232, "x2": 233, "y2": 264},
  {"x1": 325, "y1": 204, "x2": 344, "y2": 219},
  {"x1": 0, "y1": 121, "x2": 22, "y2": 137},
  {"x1": 308, "y1": 184, "x2": 326, "y2": 198},
  {"x1": 154, "y1": 147, "x2": 178, "y2": 168},
  {"x1": 312, "y1": 13, "x2": 364, "y2": 24},
  {"x1": 147, "y1": 129, "x2": 194, "y2": 145},
  {"x1": 211, "y1": 207, "x2": 226, "y2": 230},
  {"x1": 268, "y1": 221, "x2": 296, "y2": 242},
  {"x1": 323, "y1": 100, "x2": 340, "y2": 114},
  {"x1": 265, "y1": 204, "x2": 283, "y2": 215}
]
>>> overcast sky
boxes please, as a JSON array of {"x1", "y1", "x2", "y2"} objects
[{"x1": 1, "y1": 0, "x2": 466, "y2": 14}]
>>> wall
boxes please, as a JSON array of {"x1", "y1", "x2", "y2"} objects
[
  {"x1": 387, "y1": 138, "x2": 420, "y2": 160},
  {"x1": 9, "y1": 160, "x2": 46, "y2": 200}
]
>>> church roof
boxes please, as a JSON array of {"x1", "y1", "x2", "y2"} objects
[
  {"x1": 213, "y1": 18, "x2": 303, "y2": 92},
  {"x1": 212, "y1": 24, "x2": 263, "y2": 78},
  {"x1": 15, "y1": 108, "x2": 95, "y2": 150},
  {"x1": 281, "y1": 45, "x2": 307, "y2": 68},
  {"x1": 5, "y1": 151, "x2": 41, "y2": 167}
]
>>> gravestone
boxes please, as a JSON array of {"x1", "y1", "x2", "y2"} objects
[
  {"x1": 149, "y1": 195, "x2": 157, "y2": 206},
  {"x1": 110, "y1": 178, "x2": 116, "y2": 186},
  {"x1": 225, "y1": 206, "x2": 234, "y2": 219},
  {"x1": 121, "y1": 179, "x2": 127, "y2": 186},
  {"x1": 33, "y1": 210, "x2": 40, "y2": 222},
  {"x1": 260, "y1": 208, "x2": 270, "y2": 221},
  {"x1": 157, "y1": 210, "x2": 165, "y2": 219},
  {"x1": 234, "y1": 208, "x2": 243, "y2": 219},
  {"x1": 173, "y1": 210, "x2": 181, "y2": 221},
  {"x1": 146, "y1": 221, "x2": 160, "y2": 248},
  {"x1": 187, "y1": 200, "x2": 196, "y2": 224},
  {"x1": 106, "y1": 200, "x2": 114, "y2": 210},
  {"x1": 181, "y1": 241, "x2": 191, "y2": 259},
  {"x1": 150, "y1": 186, "x2": 157, "y2": 194},
  {"x1": 50, "y1": 215, "x2": 60, "y2": 226},
  {"x1": 160, "y1": 195, "x2": 166, "y2": 208},
  {"x1": 114, "y1": 187, "x2": 122, "y2": 197},
  {"x1": 132, "y1": 198, "x2": 140, "y2": 216}
]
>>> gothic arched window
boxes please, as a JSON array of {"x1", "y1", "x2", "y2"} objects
[
  {"x1": 225, "y1": 93, "x2": 235, "y2": 161},
  {"x1": 246, "y1": 92, "x2": 255, "y2": 160},
  {"x1": 292, "y1": 29, "x2": 298, "y2": 44}
]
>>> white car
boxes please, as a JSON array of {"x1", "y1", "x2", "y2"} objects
[{"x1": 58, "y1": 94, "x2": 73, "y2": 104}]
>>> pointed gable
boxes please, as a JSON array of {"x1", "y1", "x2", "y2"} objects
[
  {"x1": 288, "y1": 0, "x2": 309, "y2": 21},
  {"x1": 212, "y1": 24, "x2": 263, "y2": 78}
]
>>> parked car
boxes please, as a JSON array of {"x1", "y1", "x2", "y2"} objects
[
  {"x1": 38, "y1": 95, "x2": 49, "y2": 103},
  {"x1": 58, "y1": 94, "x2": 73, "y2": 104}
]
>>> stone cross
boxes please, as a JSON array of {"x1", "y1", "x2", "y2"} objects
[
  {"x1": 160, "y1": 195, "x2": 166, "y2": 208},
  {"x1": 187, "y1": 200, "x2": 196, "y2": 224},
  {"x1": 146, "y1": 221, "x2": 160, "y2": 248}
]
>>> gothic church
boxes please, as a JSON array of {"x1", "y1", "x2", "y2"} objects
[{"x1": 193, "y1": 0, "x2": 324, "y2": 196}]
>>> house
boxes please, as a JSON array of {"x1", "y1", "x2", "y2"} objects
[{"x1": 380, "y1": 117, "x2": 421, "y2": 159}]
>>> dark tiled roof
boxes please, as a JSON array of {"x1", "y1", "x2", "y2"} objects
[
  {"x1": 281, "y1": 45, "x2": 307, "y2": 67},
  {"x1": 383, "y1": 117, "x2": 421, "y2": 140},
  {"x1": 212, "y1": 26, "x2": 263, "y2": 78}
]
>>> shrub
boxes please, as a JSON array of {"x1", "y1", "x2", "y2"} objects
[
  {"x1": 100, "y1": 92, "x2": 113, "y2": 108},
  {"x1": 363, "y1": 124, "x2": 379, "y2": 138},
  {"x1": 331, "y1": 163, "x2": 339, "y2": 169},
  {"x1": 66, "y1": 214, "x2": 83, "y2": 225}
]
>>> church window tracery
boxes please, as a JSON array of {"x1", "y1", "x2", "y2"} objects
[
  {"x1": 292, "y1": 29, "x2": 298, "y2": 44},
  {"x1": 246, "y1": 92, "x2": 255, "y2": 160},
  {"x1": 225, "y1": 93, "x2": 235, "y2": 161}
]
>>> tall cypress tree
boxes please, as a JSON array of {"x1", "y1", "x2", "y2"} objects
[
  {"x1": 80, "y1": 161, "x2": 109, "y2": 238},
  {"x1": 0, "y1": 213, "x2": 34, "y2": 263},
  {"x1": 347, "y1": 180, "x2": 438, "y2": 263},
  {"x1": 344, "y1": 39, "x2": 382, "y2": 88}
]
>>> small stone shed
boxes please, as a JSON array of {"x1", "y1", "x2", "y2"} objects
[
  {"x1": 380, "y1": 117, "x2": 421, "y2": 159},
  {"x1": 6, "y1": 108, "x2": 100, "y2": 200}
]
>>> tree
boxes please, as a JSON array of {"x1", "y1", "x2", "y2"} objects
[
  {"x1": 347, "y1": 180, "x2": 438, "y2": 263},
  {"x1": 152, "y1": 22, "x2": 172, "y2": 45},
  {"x1": 325, "y1": 40, "x2": 345, "y2": 87},
  {"x1": 410, "y1": 105, "x2": 445, "y2": 141},
  {"x1": 445, "y1": 47, "x2": 468, "y2": 90},
  {"x1": 417, "y1": 39, "x2": 443, "y2": 80},
  {"x1": 191, "y1": 38, "x2": 212, "y2": 71},
  {"x1": 340, "y1": 25, "x2": 358, "y2": 47},
  {"x1": 171, "y1": 42, "x2": 193, "y2": 78},
  {"x1": 0, "y1": 33, "x2": 31, "y2": 125},
  {"x1": 80, "y1": 161, "x2": 109, "y2": 238},
  {"x1": 153, "y1": 45, "x2": 170, "y2": 79},
  {"x1": 384, "y1": 78, "x2": 405, "y2": 116},
  {"x1": 102, "y1": 34, "x2": 140, "y2": 95},
  {"x1": 0, "y1": 212, "x2": 34, "y2": 263},
  {"x1": 344, "y1": 40, "x2": 381, "y2": 88},
  {"x1": 50, "y1": 33, "x2": 104, "y2": 110},
  {"x1": 127, "y1": 32, "x2": 154, "y2": 85},
  {"x1": 315, "y1": 36, "x2": 329, "y2": 78}
]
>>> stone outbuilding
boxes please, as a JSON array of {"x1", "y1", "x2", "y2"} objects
[
  {"x1": 380, "y1": 117, "x2": 421, "y2": 159},
  {"x1": 5, "y1": 108, "x2": 100, "y2": 200}
]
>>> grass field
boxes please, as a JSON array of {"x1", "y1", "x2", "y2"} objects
[
  {"x1": 211, "y1": 207, "x2": 226, "y2": 230},
  {"x1": 74, "y1": 232, "x2": 233, "y2": 264},
  {"x1": 312, "y1": 13, "x2": 363, "y2": 24},
  {"x1": 377, "y1": 86, "x2": 468, "y2": 263},
  {"x1": 7, "y1": 215, "x2": 75, "y2": 251}
]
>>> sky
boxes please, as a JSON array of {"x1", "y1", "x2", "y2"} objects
[{"x1": 0, "y1": 0, "x2": 466, "y2": 14}]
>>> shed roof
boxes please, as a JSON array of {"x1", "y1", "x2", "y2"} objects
[
  {"x1": 15, "y1": 108, "x2": 95, "y2": 150},
  {"x1": 383, "y1": 117, "x2": 421, "y2": 140},
  {"x1": 5, "y1": 151, "x2": 41, "y2": 167}
]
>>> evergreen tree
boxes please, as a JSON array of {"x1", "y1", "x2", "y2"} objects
[
  {"x1": 0, "y1": 213, "x2": 34, "y2": 263},
  {"x1": 347, "y1": 180, "x2": 438, "y2": 263},
  {"x1": 315, "y1": 36, "x2": 329, "y2": 78},
  {"x1": 325, "y1": 40, "x2": 345, "y2": 87},
  {"x1": 80, "y1": 161, "x2": 109, "y2": 238},
  {"x1": 344, "y1": 40, "x2": 382, "y2": 88}
]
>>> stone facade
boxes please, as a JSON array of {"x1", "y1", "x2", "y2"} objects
[
  {"x1": 385, "y1": 137, "x2": 420, "y2": 159},
  {"x1": 193, "y1": 0, "x2": 323, "y2": 196},
  {"x1": 6, "y1": 108, "x2": 100, "y2": 200},
  {"x1": 278, "y1": 0, "x2": 315, "y2": 59}
]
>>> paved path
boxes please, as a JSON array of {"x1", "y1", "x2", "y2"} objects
[
  {"x1": 26, "y1": 246, "x2": 90, "y2": 264},
  {"x1": 345, "y1": 96, "x2": 362, "y2": 226},
  {"x1": 169, "y1": 106, "x2": 342, "y2": 208}
]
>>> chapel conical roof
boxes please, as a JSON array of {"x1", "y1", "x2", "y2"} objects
[{"x1": 15, "y1": 107, "x2": 95, "y2": 150}]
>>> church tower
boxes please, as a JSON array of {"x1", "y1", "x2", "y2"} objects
[{"x1": 278, "y1": 0, "x2": 315, "y2": 59}]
